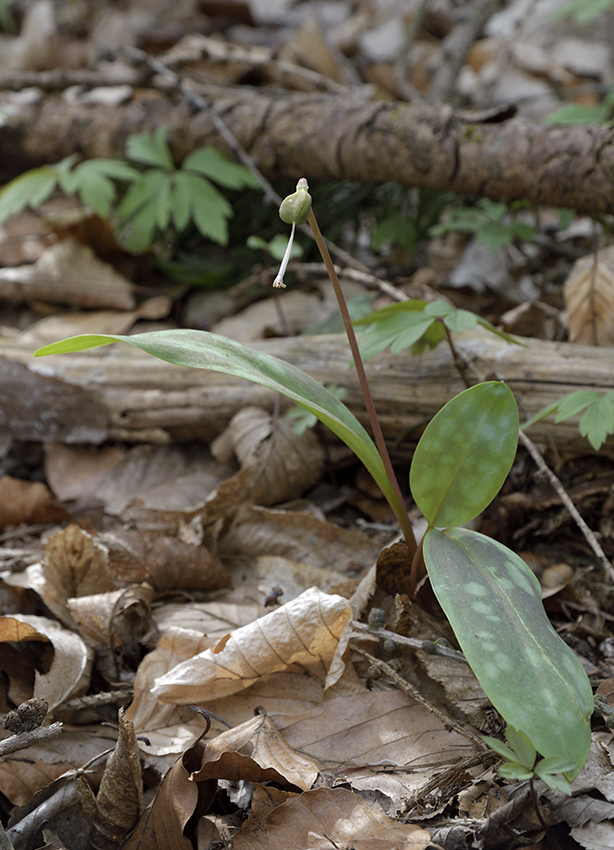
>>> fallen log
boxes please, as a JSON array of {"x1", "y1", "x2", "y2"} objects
[
  {"x1": 2, "y1": 330, "x2": 613, "y2": 458},
  {"x1": 0, "y1": 82, "x2": 613, "y2": 214}
]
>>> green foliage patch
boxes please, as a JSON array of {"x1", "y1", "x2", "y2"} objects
[{"x1": 0, "y1": 128, "x2": 259, "y2": 254}]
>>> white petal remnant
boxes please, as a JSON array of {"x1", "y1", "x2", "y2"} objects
[{"x1": 272, "y1": 223, "x2": 296, "y2": 288}]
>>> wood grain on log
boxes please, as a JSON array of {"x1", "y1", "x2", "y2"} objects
[{"x1": 3, "y1": 331, "x2": 613, "y2": 458}]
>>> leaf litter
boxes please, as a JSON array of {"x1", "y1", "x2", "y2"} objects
[{"x1": 4, "y1": 1, "x2": 614, "y2": 848}]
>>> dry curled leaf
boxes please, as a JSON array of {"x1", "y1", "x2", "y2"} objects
[
  {"x1": 102, "y1": 528, "x2": 230, "y2": 592},
  {"x1": 193, "y1": 712, "x2": 319, "y2": 791},
  {"x1": 90, "y1": 708, "x2": 142, "y2": 850},
  {"x1": 564, "y1": 247, "x2": 614, "y2": 345},
  {"x1": 7, "y1": 773, "x2": 98, "y2": 850},
  {"x1": 211, "y1": 406, "x2": 324, "y2": 507},
  {"x1": 42, "y1": 525, "x2": 115, "y2": 627},
  {"x1": 122, "y1": 737, "x2": 215, "y2": 850},
  {"x1": 1, "y1": 614, "x2": 92, "y2": 712},
  {"x1": 151, "y1": 588, "x2": 354, "y2": 704},
  {"x1": 234, "y1": 786, "x2": 432, "y2": 850}
]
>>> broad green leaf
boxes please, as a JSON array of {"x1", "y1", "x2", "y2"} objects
[
  {"x1": 410, "y1": 382, "x2": 518, "y2": 528},
  {"x1": 35, "y1": 330, "x2": 403, "y2": 522},
  {"x1": 535, "y1": 756, "x2": 577, "y2": 775},
  {"x1": 154, "y1": 175, "x2": 172, "y2": 230},
  {"x1": 0, "y1": 168, "x2": 59, "y2": 222},
  {"x1": 126, "y1": 127, "x2": 173, "y2": 169},
  {"x1": 537, "y1": 771, "x2": 573, "y2": 795},
  {"x1": 117, "y1": 201, "x2": 158, "y2": 254},
  {"x1": 354, "y1": 300, "x2": 429, "y2": 325},
  {"x1": 423, "y1": 527, "x2": 593, "y2": 778},
  {"x1": 356, "y1": 306, "x2": 435, "y2": 361},
  {"x1": 182, "y1": 147, "x2": 259, "y2": 188}
]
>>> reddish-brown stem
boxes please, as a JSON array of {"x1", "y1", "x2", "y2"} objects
[{"x1": 307, "y1": 208, "x2": 418, "y2": 559}]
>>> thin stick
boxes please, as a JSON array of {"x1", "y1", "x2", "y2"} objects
[
  {"x1": 352, "y1": 646, "x2": 485, "y2": 748},
  {"x1": 0, "y1": 722, "x2": 63, "y2": 759},
  {"x1": 518, "y1": 428, "x2": 614, "y2": 579},
  {"x1": 307, "y1": 208, "x2": 418, "y2": 558}
]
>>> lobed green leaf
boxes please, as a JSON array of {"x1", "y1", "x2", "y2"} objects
[
  {"x1": 182, "y1": 147, "x2": 259, "y2": 189},
  {"x1": 126, "y1": 127, "x2": 173, "y2": 169}
]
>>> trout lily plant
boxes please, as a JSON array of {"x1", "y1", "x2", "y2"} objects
[{"x1": 36, "y1": 179, "x2": 593, "y2": 793}]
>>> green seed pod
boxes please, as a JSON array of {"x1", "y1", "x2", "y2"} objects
[{"x1": 279, "y1": 179, "x2": 312, "y2": 226}]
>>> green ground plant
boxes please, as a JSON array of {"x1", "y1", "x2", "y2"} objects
[
  {"x1": 35, "y1": 180, "x2": 594, "y2": 793},
  {"x1": 523, "y1": 389, "x2": 614, "y2": 450},
  {"x1": 429, "y1": 198, "x2": 537, "y2": 251},
  {"x1": 0, "y1": 127, "x2": 258, "y2": 254}
]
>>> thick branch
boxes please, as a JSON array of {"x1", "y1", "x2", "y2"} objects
[{"x1": 0, "y1": 85, "x2": 613, "y2": 212}]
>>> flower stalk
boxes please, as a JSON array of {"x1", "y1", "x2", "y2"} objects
[{"x1": 274, "y1": 179, "x2": 418, "y2": 558}]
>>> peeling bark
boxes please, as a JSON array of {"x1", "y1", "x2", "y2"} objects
[{"x1": 0, "y1": 85, "x2": 613, "y2": 213}]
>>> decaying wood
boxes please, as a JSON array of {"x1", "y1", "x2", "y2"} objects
[
  {"x1": 1, "y1": 82, "x2": 614, "y2": 214},
  {"x1": 4, "y1": 330, "x2": 614, "y2": 458}
]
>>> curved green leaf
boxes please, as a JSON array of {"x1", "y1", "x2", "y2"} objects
[
  {"x1": 35, "y1": 330, "x2": 402, "y2": 519},
  {"x1": 410, "y1": 382, "x2": 518, "y2": 528},
  {"x1": 423, "y1": 527, "x2": 593, "y2": 779}
]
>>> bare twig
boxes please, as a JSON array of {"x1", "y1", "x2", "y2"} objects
[
  {"x1": 352, "y1": 621, "x2": 467, "y2": 663},
  {"x1": 518, "y1": 428, "x2": 614, "y2": 578},
  {"x1": 0, "y1": 722, "x2": 63, "y2": 759},
  {"x1": 352, "y1": 645, "x2": 486, "y2": 749}
]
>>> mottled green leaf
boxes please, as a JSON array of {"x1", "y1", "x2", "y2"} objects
[
  {"x1": 423, "y1": 527, "x2": 593, "y2": 778},
  {"x1": 410, "y1": 382, "x2": 518, "y2": 528}
]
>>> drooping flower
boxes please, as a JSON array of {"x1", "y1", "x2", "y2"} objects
[{"x1": 273, "y1": 178, "x2": 312, "y2": 289}]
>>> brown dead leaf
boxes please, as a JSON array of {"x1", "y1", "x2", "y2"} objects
[
  {"x1": 0, "y1": 236, "x2": 135, "y2": 310},
  {"x1": 564, "y1": 247, "x2": 614, "y2": 344},
  {"x1": 122, "y1": 737, "x2": 215, "y2": 850},
  {"x1": 277, "y1": 689, "x2": 477, "y2": 773},
  {"x1": 234, "y1": 787, "x2": 431, "y2": 850},
  {"x1": 193, "y1": 712, "x2": 319, "y2": 791},
  {"x1": 7, "y1": 773, "x2": 98, "y2": 850},
  {"x1": 68, "y1": 583, "x2": 154, "y2": 665},
  {"x1": 125, "y1": 628, "x2": 215, "y2": 768},
  {"x1": 0, "y1": 725, "x2": 121, "y2": 806},
  {"x1": 102, "y1": 528, "x2": 230, "y2": 592},
  {"x1": 19, "y1": 295, "x2": 172, "y2": 348},
  {"x1": 42, "y1": 525, "x2": 115, "y2": 627},
  {"x1": 206, "y1": 406, "x2": 324, "y2": 512},
  {"x1": 0, "y1": 475, "x2": 69, "y2": 529},
  {"x1": 151, "y1": 588, "x2": 354, "y2": 704},
  {"x1": 94, "y1": 443, "x2": 233, "y2": 519},
  {"x1": 1, "y1": 614, "x2": 92, "y2": 712},
  {"x1": 90, "y1": 708, "x2": 142, "y2": 850},
  {"x1": 219, "y1": 504, "x2": 383, "y2": 572},
  {"x1": 44, "y1": 443, "x2": 126, "y2": 505}
]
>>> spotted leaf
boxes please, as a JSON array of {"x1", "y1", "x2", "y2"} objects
[{"x1": 423, "y1": 526, "x2": 593, "y2": 779}]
